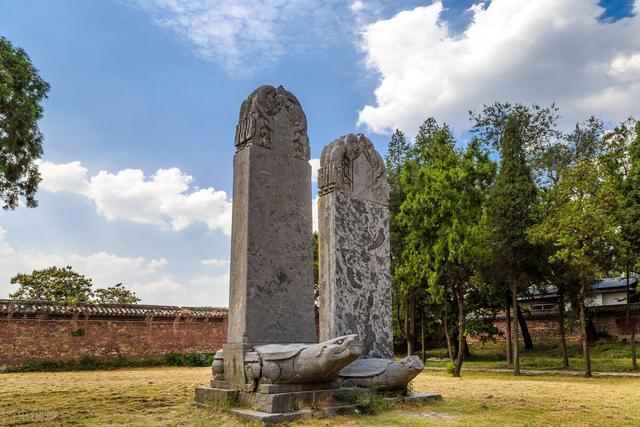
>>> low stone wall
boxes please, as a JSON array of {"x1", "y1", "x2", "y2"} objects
[{"x1": 0, "y1": 300, "x2": 228, "y2": 369}]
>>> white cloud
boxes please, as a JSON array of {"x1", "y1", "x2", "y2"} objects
[
  {"x1": 39, "y1": 160, "x2": 232, "y2": 235},
  {"x1": 38, "y1": 160, "x2": 89, "y2": 194},
  {"x1": 350, "y1": 1, "x2": 365, "y2": 12},
  {"x1": 0, "y1": 225, "x2": 229, "y2": 307},
  {"x1": 190, "y1": 273, "x2": 229, "y2": 287},
  {"x1": 358, "y1": 0, "x2": 640, "y2": 136},
  {"x1": 133, "y1": 0, "x2": 359, "y2": 77},
  {"x1": 200, "y1": 258, "x2": 229, "y2": 267},
  {"x1": 309, "y1": 158, "x2": 320, "y2": 183}
]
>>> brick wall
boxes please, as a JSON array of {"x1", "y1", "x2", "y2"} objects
[
  {"x1": 0, "y1": 301, "x2": 228, "y2": 369},
  {"x1": 484, "y1": 316, "x2": 582, "y2": 343},
  {"x1": 470, "y1": 305, "x2": 639, "y2": 344}
]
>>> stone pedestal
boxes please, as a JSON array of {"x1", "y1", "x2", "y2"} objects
[
  {"x1": 195, "y1": 384, "x2": 361, "y2": 422},
  {"x1": 318, "y1": 134, "x2": 393, "y2": 359}
]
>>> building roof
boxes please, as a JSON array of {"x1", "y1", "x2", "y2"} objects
[
  {"x1": 592, "y1": 277, "x2": 637, "y2": 291},
  {"x1": 496, "y1": 303, "x2": 640, "y2": 319},
  {"x1": 523, "y1": 277, "x2": 637, "y2": 300},
  {"x1": 0, "y1": 299, "x2": 228, "y2": 319}
]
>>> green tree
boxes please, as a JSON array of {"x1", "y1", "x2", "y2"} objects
[
  {"x1": 471, "y1": 102, "x2": 559, "y2": 364},
  {"x1": 623, "y1": 120, "x2": 640, "y2": 370},
  {"x1": 529, "y1": 159, "x2": 619, "y2": 377},
  {"x1": 93, "y1": 283, "x2": 140, "y2": 304},
  {"x1": 10, "y1": 266, "x2": 140, "y2": 305},
  {"x1": 10, "y1": 266, "x2": 93, "y2": 303},
  {"x1": 397, "y1": 119, "x2": 495, "y2": 376},
  {"x1": 0, "y1": 36, "x2": 50, "y2": 209},
  {"x1": 385, "y1": 129, "x2": 415, "y2": 353},
  {"x1": 469, "y1": 102, "x2": 560, "y2": 157},
  {"x1": 483, "y1": 116, "x2": 537, "y2": 376},
  {"x1": 533, "y1": 116, "x2": 605, "y2": 369},
  {"x1": 601, "y1": 118, "x2": 640, "y2": 369}
]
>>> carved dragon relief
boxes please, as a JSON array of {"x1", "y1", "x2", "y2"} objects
[
  {"x1": 318, "y1": 133, "x2": 389, "y2": 204},
  {"x1": 234, "y1": 85, "x2": 310, "y2": 160}
]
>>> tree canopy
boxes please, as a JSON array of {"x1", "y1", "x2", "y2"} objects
[
  {"x1": 10, "y1": 266, "x2": 140, "y2": 304},
  {"x1": 0, "y1": 36, "x2": 49, "y2": 210}
]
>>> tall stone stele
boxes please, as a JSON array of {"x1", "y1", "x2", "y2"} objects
[
  {"x1": 318, "y1": 133, "x2": 393, "y2": 359},
  {"x1": 224, "y1": 85, "x2": 316, "y2": 391}
]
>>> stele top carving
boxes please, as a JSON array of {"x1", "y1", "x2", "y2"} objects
[
  {"x1": 318, "y1": 133, "x2": 389, "y2": 205},
  {"x1": 234, "y1": 85, "x2": 310, "y2": 161}
]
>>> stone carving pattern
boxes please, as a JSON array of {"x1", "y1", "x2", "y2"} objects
[
  {"x1": 234, "y1": 85, "x2": 310, "y2": 160},
  {"x1": 332, "y1": 191, "x2": 394, "y2": 359},
  {"x1": 339, "y1": 356, "x2": 424, "y2": 391},
  {"x1": 318, "y1": 133, "x2": 389, "y2": 203},
  {"x1": 211, "y1": 335, "x2": 361, "y2": 390}
]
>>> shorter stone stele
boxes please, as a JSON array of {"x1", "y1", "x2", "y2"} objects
[{"x1": 339, "y1": 356, "x2": 425, "y2": 391}]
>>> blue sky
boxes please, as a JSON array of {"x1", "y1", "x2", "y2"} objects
[{"x1": 1, "y1": 0, "x2": 639, "y2": 306}]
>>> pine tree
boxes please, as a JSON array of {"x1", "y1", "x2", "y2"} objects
[{"x1": 484, "y1": 116, "x2": 537, "y2": 376}]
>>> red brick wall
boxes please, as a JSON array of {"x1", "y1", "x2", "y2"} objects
[
  {"x1": 486, "y1": 317, "x2": 581, "y2": 343},
  {"x1": 469, "y1": 311, "x2": 639, "y2": 344},
  {"x1": 0, "y1": 314, "x2": 227, "y2": 368}
]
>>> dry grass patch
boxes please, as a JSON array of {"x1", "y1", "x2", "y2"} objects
[{"x1": 1, "y1": 367, "x2": 639, "y2": 426}]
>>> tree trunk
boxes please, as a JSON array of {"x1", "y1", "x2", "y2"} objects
[
  {"x1": 632, "y1": 330, "x2": 637, "y2": 371},
  {"x1": 397, "y1": 293, "x2": 406, "y2": 340},
  {"x1": 558, "y1": 290, "x2": 569, "y2": 369},
  {"x1": 579, "y1": 283, "x2": 591, "y2": 377},
  {"x1": 453, "y1": 284, "x2": 466, "y2": 377},
  {"x1": 517, "y1": 304, "x2": 533, "y2": 349},
  {"x1": 421, "y1": 309, "x2": 426, "y2": 362},
  {"x1": 405, "y1": 292, "x2": 415, "y2": 356},
  {"x1": 443, "y1": 295, "x2": 454, "y2": 361},
  {"x1": 505, "y1": 299, "x2": 513, "y2": 366},
  {"x1": 512, "y1": 282, "x2": 520, "y2": 376},
  {"x1": 463, "y1": 336, "x2": 470, "y2": 359},
  {"x1": 626, "y1": 264, "x2": 636, "y2": 370}
]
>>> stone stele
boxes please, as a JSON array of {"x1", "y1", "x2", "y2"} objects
[
  {"x1": 317, "y1": 133, "x2": 393, "y2": 359},
  {"x1": 318, "y1": 133, "x2": 425, "y2": 391},
  {"x1": 224, "y1": 85, "x2": 316, "y2": 390}
]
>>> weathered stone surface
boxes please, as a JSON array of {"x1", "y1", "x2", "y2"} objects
[
  {"x1": 318, "y1": 133, "x2": 388, "y2": 204},
  {"x1": 227, "y1": 85, "x2": 315, "y2": 345},
  {"x1": 215, "y1": 335, "x2": 361, "y2": 389},
  {"x1": 224, "y1": 85, "x2": 316, "y2": 389},
  {"x1": 195, "y1": 385, "x2": 360, "y2": 414},
  {"x1": 339, "y1": 356, "x2": 424, "y2": 391},
  {"x1": 318, "y1": 134, "x2": 393, "y2": 360},
  {"x1": 211, "y1": 349, "x2": 224, "y2": 380}
]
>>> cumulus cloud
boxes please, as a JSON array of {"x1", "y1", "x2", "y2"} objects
[
  {"x1": 0, "y1": 225, "x2": 229, "y2": 307},
  {"x1": 39, "y1": 160, "x2": 232, "y2": 235},
  {"x1": 358, "y1": 0, "x2": 640, "y2": 136},
  {"x1": 133, "y1": 0, "x2": 359, "y2": 77}
]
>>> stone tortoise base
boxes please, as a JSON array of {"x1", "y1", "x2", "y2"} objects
[{"x1": 195, "y1": 380, "x2": 441, "y2": 423}]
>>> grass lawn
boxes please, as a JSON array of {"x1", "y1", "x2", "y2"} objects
[
  {"x1": 1, "y1": 367, "x2": 639, "y2": 426},
  {"x1": 424, "y1": 340, "x2": 639, "y2": 373}
]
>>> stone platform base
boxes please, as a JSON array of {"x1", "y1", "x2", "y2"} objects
[
  {"x1": 228, "y1": 405, "x2": 359, "y2": 423},
  {"x1": 403, "y1": 392, "x2": 442, "y2": 402},
  {"x1": 195, "y1": 385, "x2": 442, "y2": 423},
  {"x1": 195, "y1": 385, "x2": 359, "y2": 414}
]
